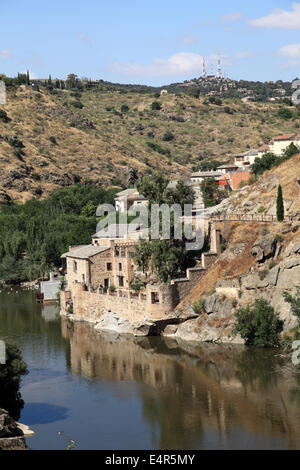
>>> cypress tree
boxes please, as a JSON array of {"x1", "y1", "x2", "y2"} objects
[
  {"x1": 276, "y1": 184, "x2": 284, "y2": 222},
  {"x1": 26, "y1": 70, "x2": 30, "y2": 85}
]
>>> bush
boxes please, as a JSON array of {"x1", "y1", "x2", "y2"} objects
[
  {"x1": 120, "y1": 104, "x2": 129, "y2": 113},
  {"x1": 277, "y1": 107, "x2": 293, "y2": 120},
  {"x1": 233, "y1": 298, "x2": 282, "y2": 347},
  {"x1": 0, "y1": 343, "x2": 28, "y2": 420},
  {"x1": 192, "y1": 299, "x2": 205, "y2": 314},
  {"x1": 0, "y1": 109, "x2": 10, "y2": 123},
  {"x1": 49, "y1": 136, "x2": 57, "y2": 145},
  {"x1": 162, "y1": 130, "x2": 174, "y2": 142},
  {"x1": 70, "y1": 100, "x2": 83, "y2": 109},
  {"x1": 151, "y1": 101, "x2": 161, "y2": 111}
]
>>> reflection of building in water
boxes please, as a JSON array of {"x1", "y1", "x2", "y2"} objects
[
  {"x1": 61, "y1": 318, "x2": 300, "y2": 450},
  {"x1": 41, "y1": 303, "x2": 59, "y2": 322}
]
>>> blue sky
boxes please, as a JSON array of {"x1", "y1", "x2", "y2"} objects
[{"x1": 1, "y1": 1, "x2": 300, "y2": 85}]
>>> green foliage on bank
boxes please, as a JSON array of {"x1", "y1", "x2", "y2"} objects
[
  {"x1": 233, "y1": 298, "x2": 282, "y2": 347},
  {"x1": 0, "y1": 183, "x2": 119, "y2": 282},
  {"x1": 133, "y1": 172, "x2": 197, "y2": 283},
  {"x1": 0, "y1": 342, "x2": 28, "y2": 420},
  {"x1": 250, "y1": 143, "x2": 300, "y2": 178}
]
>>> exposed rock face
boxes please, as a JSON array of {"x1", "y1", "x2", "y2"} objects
[
  {"x1": 251, "y1": 234, "x2": 277, "y2": 263},
  {"x1": 166, "y1": 237, "x2": 300, "y2": 344},
  {"x1": 0, "y1": 409, "x2": 28, "y2": 450},
  {"x1": 0, "y1": 409, "x2": 23, "y2": 438},
  {"x1": 95, "y1": 312, "x2": 155, "y2": 337}
]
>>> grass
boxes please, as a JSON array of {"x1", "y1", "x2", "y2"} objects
[{"x1": 1, "y1": 86, "x2": 300, "y2": 202}]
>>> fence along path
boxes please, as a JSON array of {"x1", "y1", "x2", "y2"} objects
[{"x1": 204, "y1": 212, "x2": 291, "y2": 223}]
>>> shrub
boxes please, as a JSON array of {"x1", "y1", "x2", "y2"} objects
[
  {"x1": 0, "y1": 109, "x2": 10, "y2": 122},
  {"x1": 67, "y1": 305, "x2": 74, "y2": 314},
  {"x1": 269, "y1": 260, "x2": 276, "y2": 270},
  {"x1": 233, "y1": 298, "x2": 282, "y2": 347},
  {"x1": 274, "y1": 234, "x2": 283, "y2": 243},
  {"x1": 257, "y1": 206, "x2": 266, "y2": 214},
  {"x1": 162, "y1": 130, "x2": 175, "y2": 142},
  {"x1": 49, "y1": 136, "x2": 57, "y2": 145},
  {"x1": 70, "y1": 100, "x2": 83, "y2": 109},
  {"x1": 224, "y1": 106, "x2": 232, "y2": 114},
  {"x1": 151, "y1": 101, "x2": 161, "y2": 111},
  {"x1": 121, "y1": 104, "x2": 129, "y2": 113},
  {"x1": 277, "y1": 107, "x2": 293, "y2": 120},
  {"x1": 0, "y1": 343, "x2": 28, "y2": 420},
  {"x1": 192, "y1": 298, "x2": 205, "y2": 314},
  {"x1": 109, "y1": 285, "x2": 116, "y2": 292}
]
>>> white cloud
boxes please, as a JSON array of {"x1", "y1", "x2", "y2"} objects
[
  {"x1": 181, "y1": 35, "x2": 197, "y2": 45},
  {"x1": 107, "y1": 51, "x2": 252, "y2": 78},
  {"x1": 278, "y1": 43, "x2": 300, "y2": 58},
  {"x1": 0, "y1": 49, "x2": 12, "y2": 60},
  {"x1": 221, "y1": 11, "x2": 242, "y2": 22},
  {"x1": 281, "y1": 59, "x2": 300, "y2": 69},
  {"x1": 249, "y1": 3, "x2": 300, "y2": 29}
]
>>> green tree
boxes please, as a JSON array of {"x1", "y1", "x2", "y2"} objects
[
  {"x1": 151, "y1": 101, "x2": 161, "y2": 111},
  {"x1": 283, "y1": 287, "x2": 300, "y2": 323},
  {"x1": 233, "y1": 298, "x2": 282, "y2": 347},
  {"x1": 276, "y1": 184, "x2": 284, "y2": 222},
  {"x1": 81, "y1": 200, "x2": 97, "y2": 217},
  {"x1": 0, "y1": 343, "x2": 28, "y2": 420},
  {"x1": 137, "y1": 172, "x2": 169, "y2": 205},
  {"x1": 277, "y1": 107, "x2": 293, "y2": 120},
  {"x1": 132, "y1": 239, "x2": 152, "y2": 273}
]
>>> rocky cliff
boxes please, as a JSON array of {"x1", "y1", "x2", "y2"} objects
[{"x1": 165, "y1": 155, "x2": 300, "y2": 344}]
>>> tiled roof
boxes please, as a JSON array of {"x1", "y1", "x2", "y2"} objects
[
  {"x1": 61, "y1": 245, "x2": 109, "y2": 259},
  {"x1": 273, "y1": 133, "x2": 296, "y2": 141},
  {"x1": 115, "y1": 188, "x2": 137, "y2": 198},
  {"x1": 258, "y1": 144, "x2": 270, "y2": 151},
  {"x1": 244, "y1": 149, "x2": 259, "y2": 156}
]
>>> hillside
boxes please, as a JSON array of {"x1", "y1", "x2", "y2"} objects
[
  {"x1": 168, "y1": 154, "x2": 300, "y2": 343},
  {"x1": 1, "y1": 83, "x2": 300, "y2": 202}
]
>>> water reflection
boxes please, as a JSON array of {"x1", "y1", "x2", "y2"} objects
[{"x1": 62, "y1": 319, "x2": 300, "y2": 450}]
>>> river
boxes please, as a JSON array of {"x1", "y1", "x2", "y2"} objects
[{"x1": 0, "y1": 287, "x2": 300, "y2": 450}]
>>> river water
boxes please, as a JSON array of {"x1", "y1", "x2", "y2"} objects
[{"x1": 1, "y1": 287, "x2": 300, "y2": 450}]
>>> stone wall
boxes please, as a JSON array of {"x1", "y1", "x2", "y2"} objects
[{"x1": 61, "y1": 282, "x2": 178, "y2": 324}]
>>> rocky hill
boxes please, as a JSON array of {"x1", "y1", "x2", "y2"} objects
[
  {"x1": 165, "y1": 154, "x2": 300, "y2": 343},
  {"x1": 1, "y1": 84, "x2": 300, "y2": 203}
]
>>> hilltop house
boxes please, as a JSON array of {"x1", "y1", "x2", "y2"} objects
[{"x1": 114, "y1": 189, "x2": 148, "y2": 213}]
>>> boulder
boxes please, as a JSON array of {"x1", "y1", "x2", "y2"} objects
[
  {"x1": 204, "y1": 293, "x2": 219, "y2": 314},
  {"x1": 95, "y1": 312, "x2": 154, "y2": 337},
  {"x1": 284, "y1": 258, "x2": 300, "y2": 270},
  {"x1": 258, "y1": 266, "x2": 280, "y2": 288},
  {"x1": 0, "y1": 409, "x2": 23, "y2": 438},
  {"x1": 251, "y1": 234, "x2": 277, "y2": 263},
  {"x1": 163, "y1": 324, "x2": 178, "y2": 336}
]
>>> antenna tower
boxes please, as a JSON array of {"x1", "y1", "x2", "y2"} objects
[
  {"x1": 202, "y1": 57, "x2": 207, "y2": 78},
  {"x1": 218, "y1": 53, "x2": 222, "y2": 78}
]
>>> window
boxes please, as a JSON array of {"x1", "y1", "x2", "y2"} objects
[
  {"x1": 118, "y1": 276, "x2": 124, "y2": 287},
  {"x1": 151, "y1": 292, "x2": 159, "y2": 304},
  {"x1": 73, "y1": 260, "x2": 77, "y2": 273},
  {"x1": 107, "y1": 263, "x2": 112, "y2": 271},
  {"x1": 119, "y1": 263, "x2": 122, "y2": 271},
  {"x1": 104, "y1": 278, "x2": 109, "y2": 287}
]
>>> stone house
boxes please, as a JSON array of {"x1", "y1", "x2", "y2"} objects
[{"x1": 114, "y1": 189, "x2": 148, "y2": 213}]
